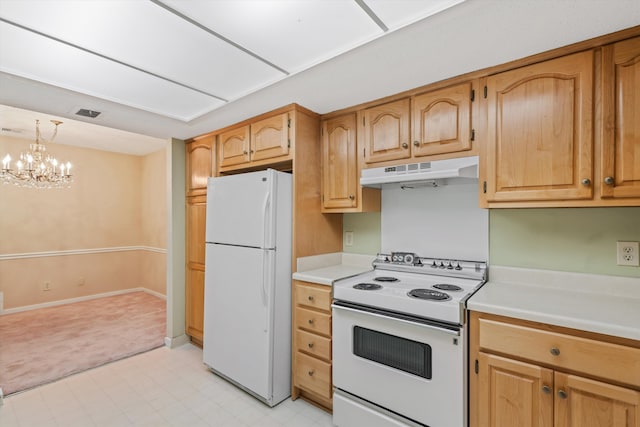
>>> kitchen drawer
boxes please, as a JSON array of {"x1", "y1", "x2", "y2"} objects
[
  {"x1": 478, "y1": 318, "x2": 640, "y2": 387},
  {"x1": 296, "y1": 329, "x2": 331, "y2": 361},
  {"x1": 296, "y1": 351, "x2": 332, "y2": 400},
  {"x1": 296, "y1": 307, "x2": 332, "y2": 337},
  {"x1": 295, "y1": 282, "x2": 331, "y2": 312}
]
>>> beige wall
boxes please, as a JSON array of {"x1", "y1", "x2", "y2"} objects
[{"x1": 0, "y1": 135, "x2": 167, "y2": 310}]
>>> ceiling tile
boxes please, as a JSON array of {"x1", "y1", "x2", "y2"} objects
[
  {"x1": 0, "y1": 22, "x2": 224, "y2": 121},
  {"x1": 364, "y1": 0, "x2": 465, "y2": 29},
  {"x1": 0, "y1": 0, "x2": 285, "y2": 110},
  {"x1": 161, "y1": 0, "x2": 383, "y2": 73}
]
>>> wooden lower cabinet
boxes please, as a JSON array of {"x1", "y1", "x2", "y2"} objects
[
  {"x1": 292, "y1": 280, "x2": 333, "y2": 411},
  {"x1": 470, "y1": 312, "x2": 640, "y2": 427}
]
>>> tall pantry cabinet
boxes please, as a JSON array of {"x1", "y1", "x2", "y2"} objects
[{"x1": 185, "y1": 135, "x2": 215, "y2": 346}]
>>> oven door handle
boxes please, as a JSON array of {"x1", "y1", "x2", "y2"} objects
[{"x1": 332, "y1": 303, "x2": 461, "y2": 337}]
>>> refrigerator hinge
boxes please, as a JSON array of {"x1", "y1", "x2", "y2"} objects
[
  {"x1": 475, "y1": 359, "x2": 479, "y2": 374},
  {"x1": 471, "y1": 89, "x2": 475, "y2": 102}
]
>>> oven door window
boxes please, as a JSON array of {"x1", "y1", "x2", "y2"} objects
[{"x1": 353, "y1": 326, "x2": 432, "y2": 379}]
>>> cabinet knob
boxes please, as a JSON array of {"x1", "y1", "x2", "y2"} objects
[
  {"x1": 581, "y1": 178, "x2": 591, "y2": 186},
  {"x1": 349, "y1": 195, "x2": 355, "y2": 200},
  {"x1": 413, "y1": 141, "x2": 420, "y2": 147},
  {"x1": 308, "y1": 318, "x2": 315, "y2": 325},
  {"x1": 550, "y1": 347, "x2": 560, "y2": 356},
  {"x1": 402, "y1": 142, "x2": 409, "y2": 149},
  {"x1": 308, "y1": 342, "x2": 314, "y2": 349},
  {"x1": 243, "y1": 151, "x2": 248, "y2": 155},
  {"x1": 604, "y1": 176, "x2": 614, "y2": 185},
  {"x1": 308, "y1": 295, "x2": 314, "y2": 301},
  {"x1": 557, "y1": 389, "x2": 568, "y2": 399},
  {"x1": 308, "y1": 370, "x2": 315, "y2": 376},
  {"x1": 542, "y1": 385, "x2": 551, "y2": 394}
]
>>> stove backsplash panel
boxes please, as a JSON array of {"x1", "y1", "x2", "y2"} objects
[{"x1": 381, "y1": 182, "x2": 488, "y2": 261}]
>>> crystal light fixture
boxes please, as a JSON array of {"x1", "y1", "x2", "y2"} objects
[{"x1": 1, "y1": 119, "x2": 73, "y2": 188}]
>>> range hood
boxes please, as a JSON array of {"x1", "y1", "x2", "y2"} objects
[{"x1": 360, "y1": 156, "x2": 479, "y2": 188}]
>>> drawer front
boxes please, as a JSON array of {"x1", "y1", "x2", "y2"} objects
[
  {"x1": 296, "y1": 351, "x2": 332, "y2": 399},
  {"x1": 479, "y1": 318, "x2": 640, "y2": 387},
  {"x1": 296, "y1": 307, "x2": 332, "y2": 337},
  {"x1": 295, "y1": 282, "x2": 331, "y2": 311},
  {"x1": 296, "y1": 329, "x2": 331, "y2": 361}
]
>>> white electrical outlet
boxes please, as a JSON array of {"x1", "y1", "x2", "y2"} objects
[
  {"x1": 345, "y1": 231, "x2": 354, "y2": 247},
  {"x1": 617, "y1": 241, "x2": 640, "y2": 266}
]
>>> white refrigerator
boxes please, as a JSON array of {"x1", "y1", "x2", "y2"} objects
[{"x1": 202, "y1": 169, "x2": 292, "y2": 407}]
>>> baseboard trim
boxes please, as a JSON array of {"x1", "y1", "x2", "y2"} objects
[
  {"x1": 164, "y1": 334, "x2": 190, "y2": 349},
  {"x1": 0, "y1": 246, "x2": 167, "y2": 261},
  {"x1": 1, "y1": 287, "x2": 166, "y2": 315}
]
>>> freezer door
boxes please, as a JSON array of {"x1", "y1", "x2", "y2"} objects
[
  {"x1": 203, "y1": 243, "x2": 274, "y2": 401},
  {"x1": 205, "y1": 170, "x2": 276, "y2": 248}
]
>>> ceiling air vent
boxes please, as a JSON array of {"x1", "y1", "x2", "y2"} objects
[{"x1": 76, "y1": 108, "x2": 101, "y2": 118}]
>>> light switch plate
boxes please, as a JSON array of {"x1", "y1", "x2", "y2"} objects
[{"x1": 345, "y1": 231, "x2": 354, "y2": 247}]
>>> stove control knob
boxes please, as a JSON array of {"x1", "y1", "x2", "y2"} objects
[
  {"x1": 415, "y1": 259, "x2": 423, "y2": 266},
  {"x1": 439, "y1": 262, "x2": 446, "y2": 269},
  {"x1": 447, "y1": 262, "x2": 454, "y2": 270},
  {"x1": 431, "y1": 261, "x2": 438, "y2": 268},
  {"x1": 455, "y1": 263, "x2": 462, "y2": 271},
  {"x1": 404, "y1": 254, "x2": 414, "y2": 264}
]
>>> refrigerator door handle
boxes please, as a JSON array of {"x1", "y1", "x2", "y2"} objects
[
  {"x1": 262, "y1": 191, "x2": 271, "y2": 248},
  {"x1": 261, "y1": 250, "x2": 272, "y2": 333}
]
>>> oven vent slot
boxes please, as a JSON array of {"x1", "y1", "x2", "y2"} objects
[{"x1": 354, "y1": 326, "x2": 432, "y2": 379}]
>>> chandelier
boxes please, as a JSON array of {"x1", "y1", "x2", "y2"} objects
[{"x1": 1, "y1": 119, "x2": 73, "y2": 189}]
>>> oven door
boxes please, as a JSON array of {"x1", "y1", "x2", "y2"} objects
[{"x1": 332, "y1": 302, "x2": 466, "y2": 427}]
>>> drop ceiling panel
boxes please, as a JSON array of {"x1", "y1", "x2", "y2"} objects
[
  {"x1": 365, "y1": 0, "x2": 465, "y2": 29},
  {"x1": 162, "y1": 0, "x2": 383, "y2": 73},
  {"x1": 0, "y1": 22, "x2": 223, "y2": 121},
  {"x1": 0, "y1": 0, "x2": 284, "y2": 109}
]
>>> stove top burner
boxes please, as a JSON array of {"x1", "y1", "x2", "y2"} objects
[
  {"x1": 353, "y1": 283, "x2": 383, "y2": 291},
  {"x1": 432, "y1": 283, "x2": 463, "y2": 291},
  {"x1": 373, "y1": 276, "x2": 399, "y2": 282},
  {"x1": 407, "y1": 288, "x2": 451, "y2": 301}
]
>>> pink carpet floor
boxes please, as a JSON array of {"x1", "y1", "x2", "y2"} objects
[{"x1": 0, "y1": 291, "x2": 166, "y2": 395}]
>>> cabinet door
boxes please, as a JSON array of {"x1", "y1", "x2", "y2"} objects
[
  {"x1": 186, "y1": 137, "x2": 214, "y2": 196},
  {"x1": 250, "y1": 112, "x2": 290, "y2": 162},
  {"x1": 555, "y1": 372, "x2": 640, "y2": 427},
  {"x1": 601, "y1": 36, "x2": 640, "y2": 199},
  {"x1": 412, "y1": 82, "x2": 473, "y2": 157},
  {"x1": 185, "y1": 265, "x2": 205, "y2": 342},
  {"x1": 186, "y1": 196, "x2": 206, "y2": 342},
  {"x1": 322, "y1": 114, "x2": 358, "y2": 209},
  {"x1": 219, "y1": 125, "x2": 250, "y2": 168},
  {"x1": 485, "y1": 50, "x2": 594, "y2": 202},
  {"x1": 478, "y1": 352, "x2": 554, "y2": 427},
  {"x1": 363, "y1": 98, "x2": 411, "y2": 164}
]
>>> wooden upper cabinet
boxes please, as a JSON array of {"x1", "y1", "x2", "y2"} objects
[
  {"x1": 251, "y1": 112, "x2": 290, "y2": 162},
  {"x1": 218, "y1": 112, "x2": 291, "y2": 172},
  {"x1": 218, "y1": 125, "x2": 250, "y2": 168},
  {"x1": 322, "y1": 114, "x2": 358, "y2": 210},
  {"x1": 412, "y1": 82, "x2": 473, "y2": 157},
  {"x1": 363, "y1": 98, "x2": 411, "y2": 164},
  {"x1": 601, "y1": 36, "x2": 640, "y2": 199},
  {"x1": 186, "y1": 136, "x2": 214, "y2": 196},
  {"x1": 484, "y1": 50, "x2": 594, "y2": 202}
]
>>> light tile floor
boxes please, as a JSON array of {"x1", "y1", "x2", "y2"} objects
[{"x1": 0, "y1": 343, "x2": 334, "y2": 427}]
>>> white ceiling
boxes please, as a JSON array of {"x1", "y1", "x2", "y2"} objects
[{"x1": 0, "y1": 0, "x2": 639, "y2": 155}]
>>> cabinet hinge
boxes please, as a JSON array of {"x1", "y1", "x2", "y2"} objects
[
  {"x1": 483, "y1": 181, "x2": 487, "y2": 193},
  {"x1": 321, "y1": 127, "x2": 324, "y2": 136},
  {"x1": 471, "y1": 129, "x2": 475, "y2": 141},
  {"x1": 288, "y1": 139, "x2": 291, "y2": 148},
  {"x1": 363, "y1": 116, "x2": 365, "y2": 126},
  {"x1": 475, "y1": 359, "x2": 479, "y2": 374},
  {"x1": 363, "y1": 148, "x2": 366, "y2": 157},
  {"x1": 287, "y1": 118, "x2": 291, "y2": 128},
  {"x1": 470, "y1": 89, "x2": 475, "y2": 102},
  {"x1": 483, "y1": 85, "x2": 488, "y2": 98}
]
